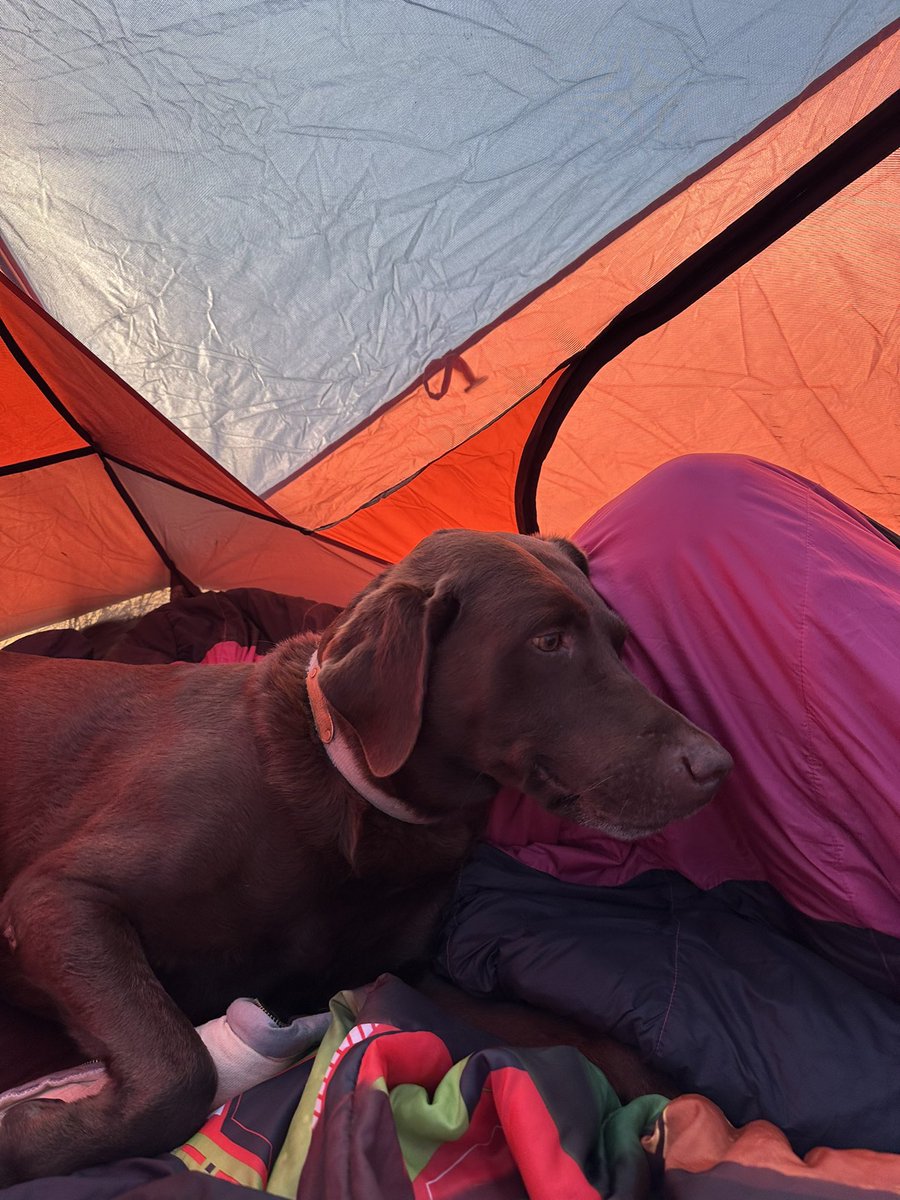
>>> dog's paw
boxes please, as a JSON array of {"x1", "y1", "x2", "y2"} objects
[{"x1": 0, "y1": 1075, "x2": 215, "y2": 1183}]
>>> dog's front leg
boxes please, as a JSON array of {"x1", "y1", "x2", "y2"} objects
[{"x1": 0, "y1": 871, "x2": 216, "y2": 1184}]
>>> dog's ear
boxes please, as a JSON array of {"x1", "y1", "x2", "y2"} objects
[
  {"x1": 545, "y1": 536, "x2": 590, "y2": 577},
  {"x1": 317, "y1": 577, "x2": 458, "y2": 777}
]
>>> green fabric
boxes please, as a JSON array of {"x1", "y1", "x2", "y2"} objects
[
  {"x1": 388, "y1": 1060, "x2": 471, "y2": 1179},
  {"x1": 266, "y1": 989, "x2": 359, "y2": 1198}
]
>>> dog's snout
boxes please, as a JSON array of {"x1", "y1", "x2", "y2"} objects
[{"x1": 678, "y1": 738, "x2": 733, "y2": 792}]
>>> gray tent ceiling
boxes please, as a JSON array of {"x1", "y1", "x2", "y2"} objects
[{"x1": 1, "y1": 1, "x2": 895, "y2": 494}]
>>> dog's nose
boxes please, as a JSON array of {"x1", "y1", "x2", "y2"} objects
[{"x1": 680, "y1": 739, "x2": 733, "y2": 792}]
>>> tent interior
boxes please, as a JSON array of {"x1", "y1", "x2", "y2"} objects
[{"x1": 0, "y1": 3, "x2": 899, "y2": 1195}]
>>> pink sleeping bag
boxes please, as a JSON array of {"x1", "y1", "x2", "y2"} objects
[{"x1": 490, "y1": 454, "x2": 900, "y2": 940}]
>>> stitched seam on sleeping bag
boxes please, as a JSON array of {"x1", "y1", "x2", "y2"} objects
[
  {"x1": 654, "y1": 915, "x2": 680, "y2": 1054},
  {"x1": 796, "y1": 489, "x2": 855, "y2": 924}
]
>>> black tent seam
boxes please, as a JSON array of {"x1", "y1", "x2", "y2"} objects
[
  {"x1": 264, "y1": 19, "x2": 900, "y2": 501},
  {"x1": 0, "y1": 234, "x2": 42, "y2": 306},
  {"x1": 307, "y1": 365, "x2": 572, "y2": 535},
  {"x1": 4, "y1": 93, "x2": 894, "y2": 556},
  {"x1": 0, "y1": 287, "x2": 295, "y2": 536},
  {"x1": 0, "y1": 447, "x2": 94, "y2": 478},
  {"x1": 513, "y1": 371, "x2": 573, "y2": 534},
  {"x1": 0, "y1": 317, "x2": 96, "y2": 448},
  {"x1": 103, "y1": 455, "x2": 391, "y2": 568},
  {"x1": 0, "y1": 300, "x2": 385, "y2": 569},
  {"x1": 0, "y1": 294, "x2": 347, "y2": 551},
  {"x1": 0, "y1": 313, "x2": 200, "y2": 589},
  {"x1": 867, "y1": 517, "x2": 900, "y2": 552},
  {"x1": 284, "y1": 86, "x2": 900, "y2": 549},
  {"x1": 514, "y1": 86, "x2": 900, "y2": 533},
  {"x1": 99, "y1": 457, "x2": 198, "y2": 594},
  {"x1": 102, "y1": 454, "x2": 314, "y2": 530}
]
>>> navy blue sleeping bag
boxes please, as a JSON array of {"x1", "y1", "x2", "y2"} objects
[{"x1": 437, "y1": 844, "x2": 900, "y2": 1156}]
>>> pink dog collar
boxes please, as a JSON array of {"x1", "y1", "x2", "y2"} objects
[{"x1": 306, "y1": 651, "x2": 434, "y2": 825}]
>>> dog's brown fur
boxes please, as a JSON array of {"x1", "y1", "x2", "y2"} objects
[{"x1": 0, "y1": 530, "x2": 730, "y2": 1181}]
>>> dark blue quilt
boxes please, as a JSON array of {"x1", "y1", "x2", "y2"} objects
[{"x1": 438, "y1": 844, "x2": 900, "y2": 1155}]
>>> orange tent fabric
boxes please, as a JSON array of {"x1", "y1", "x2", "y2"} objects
[
  {"x1": 539, "y1": 151, "x2": 900, "y2": 536},
  {"x1": 0, "y1": 279, "x2": 378, "y2": 638},
  {"x1": 298, "y1": 35, "x2": 899, "y2": 562},
  {"x1": 0, "y1": 21, "x2": 897, "y2": 635}
]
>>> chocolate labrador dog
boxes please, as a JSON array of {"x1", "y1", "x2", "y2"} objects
[{"x1": 0, "y1": 530, "x2": 731, "y2": 1182}]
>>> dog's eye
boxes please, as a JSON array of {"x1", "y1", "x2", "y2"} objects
[{"x1": 532, "y1": 632, "x2": 564, "y2": 653}]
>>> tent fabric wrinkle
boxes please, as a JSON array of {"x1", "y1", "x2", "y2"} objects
[
  {"x1": 0, "y1": 454, "x2": 173, "y2": 638},
  {"x1": 1, "y1": 6, "x2": 900, "y2": 1192},
  {"x1": 0, "y1": 274, "x2": 381, "y2": 636},
  {"x1": 271, "y1": 23, "x2": 900, "y2": 538},
  {"x1": 0, "y1": 2, "x2": 896, "y2": 494},
  {"x1": 537, "y1": 148, "x2": 900, "y2": 533}
]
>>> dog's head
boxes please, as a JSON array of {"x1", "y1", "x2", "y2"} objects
[{"x1": 315, "y1": 529, "x2": 731, "y2": 838}]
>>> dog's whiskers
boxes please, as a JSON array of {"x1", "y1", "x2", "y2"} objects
[{"x1": 577, "y1": 770, "x2": 617, "y2": 794}]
